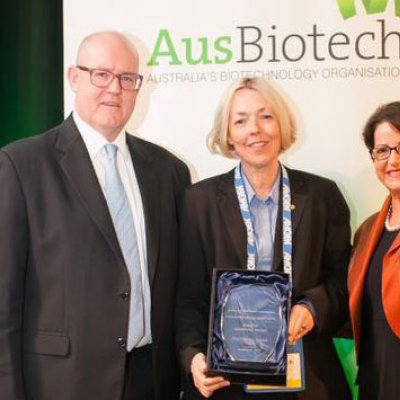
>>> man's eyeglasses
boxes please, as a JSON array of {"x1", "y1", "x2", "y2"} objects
[
  {"x1": 370, "y1": 144, "x2": 400, "y2": 161},
  {"x1": 76, "y1": 65, "x2": 143, "y2": 91}
]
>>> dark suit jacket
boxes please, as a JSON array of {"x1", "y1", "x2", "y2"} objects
[
  {"x1": 348, "y1": 196, "x2": 400, "y2": 361},
  {"x1": 176, "y1": 168, "x2": 351, "y2": 400},
  {"x1": 0, "y1": 115, "x2": 190, "y2": 400}
]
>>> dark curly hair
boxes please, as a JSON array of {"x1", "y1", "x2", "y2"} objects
[{"x1": 362, "y1": 102, "x2": 400, "y2": 150}]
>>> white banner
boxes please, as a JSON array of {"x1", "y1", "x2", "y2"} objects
[{"x1": 64, "y1": 0, "x2": 400, "y2": 229}]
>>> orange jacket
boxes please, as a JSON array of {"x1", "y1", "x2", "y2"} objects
[{"x1": 348, "y1": 196, "x2": 400, "y2": 360}]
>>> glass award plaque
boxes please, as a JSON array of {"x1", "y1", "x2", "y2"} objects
[
  {"x1": 207, "y1": 269, "x2": 290, "y2": 385},
  {"x1": 221, "y1": 283, "x2": 284, "y2": 364}
]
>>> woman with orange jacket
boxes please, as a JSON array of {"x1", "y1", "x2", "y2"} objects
[{"x1": 348, "y1": 102, "x2": 400, "y2": 400}]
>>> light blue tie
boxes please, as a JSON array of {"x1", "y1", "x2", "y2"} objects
[{"x1": 104, "y1": 144, "x2": 144, "y2": 350}]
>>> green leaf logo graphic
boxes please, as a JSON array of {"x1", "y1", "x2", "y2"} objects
[{"x1": 337, "y1": 0, "x2": 400, "y2": 19}]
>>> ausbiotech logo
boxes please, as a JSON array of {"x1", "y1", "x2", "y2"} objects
[
  {"x1": 337, "y1": 0, "x2": 400, "y2": 19},
  {"x1": 148, "y1": 20, "x2": 398, "y2": 67},
  {"x1": 145, "y1": 2, "x2": 400, "y2": 84}
]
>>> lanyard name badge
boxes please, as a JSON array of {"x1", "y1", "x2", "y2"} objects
[
  {"x1": 234, "y1": 162, "x2": 293, "y2": 283},
  {"x1": 234, "y1": 163, "x2": 305, "y2": 393}
]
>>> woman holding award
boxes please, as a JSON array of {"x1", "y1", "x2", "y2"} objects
[
  {"x1": 348, "y1": 102, "x2": 400, "y2": 400},
  {"x1": 176, "y1": 77, "x2": 351, "y2": 400}
]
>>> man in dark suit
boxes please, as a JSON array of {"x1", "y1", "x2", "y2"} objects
[{"x1": 0, "y1": 31, "x2": 190, "y2": 400}]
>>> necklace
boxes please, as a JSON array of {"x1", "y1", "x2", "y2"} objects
[{"x1": 385, "y1": 204, "x2": 400, "y2": 231}]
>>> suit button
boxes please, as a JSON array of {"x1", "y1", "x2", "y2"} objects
[
  {"x1": 120, "y1": 291, "x2": 129, "y2": 300},
  {"x1": 117, "y1": 337, "x2": 126, "y2": 348}
]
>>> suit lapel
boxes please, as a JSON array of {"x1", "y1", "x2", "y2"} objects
[
  {"x1": 273, "y1": 168, "x2": 307, "y2": 271},
  {"x1": 56, "y1": 116, "x2": 124, "y2": 264},
  {"x1": 126, "y1": 135, "x2": 160, "y2": 283},
  {"x1": 217, "y1": 170, "x2": 247, "y2": 268}
]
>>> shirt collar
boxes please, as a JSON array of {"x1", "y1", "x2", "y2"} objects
[
  {"x1": 73, "y1": 111, "x2": 127, "y2": 159},
  {"x1": 242, "y1": 165, "x2": 281, "y2": 205}
]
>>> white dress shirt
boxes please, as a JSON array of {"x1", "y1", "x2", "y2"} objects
[{"x1": 73, "y1": 111, "x2": 152, "y2": 348}]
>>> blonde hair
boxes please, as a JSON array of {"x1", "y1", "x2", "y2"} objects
[{"x1": 207, "y1": 77, "x2": 297, "y2": 159}]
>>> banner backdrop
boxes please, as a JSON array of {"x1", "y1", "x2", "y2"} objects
[{"x1": 64, "y1": 1, "x2": 400, "y2": 397}]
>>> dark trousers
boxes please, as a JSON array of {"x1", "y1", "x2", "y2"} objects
[{"x1": 122, "y1": 344, "x2": 154, "y2": 400}]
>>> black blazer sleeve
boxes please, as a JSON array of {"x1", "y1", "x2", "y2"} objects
[
  {"x1": 296, "y1": 178, "x2": 351, "y2": 333},
  {"x1": 175, "y1": 172, "x2": 246, "y2": 375},
  {"x1": 0, "y1": 150, "x2": 29, "y2": 400}
]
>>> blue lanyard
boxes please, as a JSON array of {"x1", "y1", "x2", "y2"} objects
[{"x1": 234, "y1": 163, "x2": 293, "y2": 286}]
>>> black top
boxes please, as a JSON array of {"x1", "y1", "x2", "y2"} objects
[{"x1": 359, "y1": 228, "x2": 400, "y2": 400}]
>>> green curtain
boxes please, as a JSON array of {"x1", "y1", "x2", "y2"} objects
[{"x1": 0, "y1": 0, "x2": 63, "y2": 147}]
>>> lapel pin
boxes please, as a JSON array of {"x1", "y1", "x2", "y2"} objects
[{"x1": 290, "y1": 204, "x2": 296, "y2": 210}]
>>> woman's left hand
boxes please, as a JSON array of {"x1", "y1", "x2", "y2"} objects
[{"x1": 288, "y1": 304, "x2": 315, "y2": 344}]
